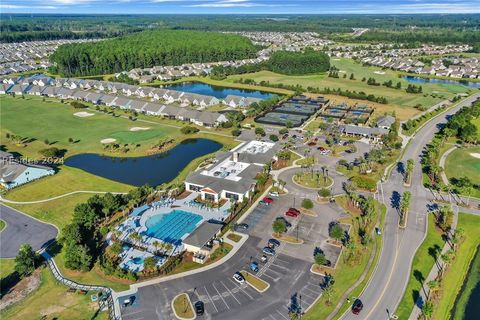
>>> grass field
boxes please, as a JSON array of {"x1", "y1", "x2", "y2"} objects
[
  {"x1": 445, "y1": 146, "x2": 480, "y2": 186},
  {"x1": 1, "y1": 267, "x2": 107, "y2": 320},
  {"x1": 240, "y1": 271, "x2": 269, "y2": 292},
  {"x1": 226, "y1": 58, "x2": 473, "y2": 120},
  {"x1": 473, "y1": 117, "x2": 480, "y2": 140},
  {"x1": 433, "y1": 213, "x2": 480, "y2": 320},
  {"x1": 0, "y1": 95, "x2": 181, "y2": 158},
  {"x1": 0, "y1": 219, "x2": 5, "y2": 232},
  {"x1": 395, "y1": 214, "x2": 445, "y2": 319},
  {"x1": 0, "y1": 259, "x2": 15, "y2": 280}
]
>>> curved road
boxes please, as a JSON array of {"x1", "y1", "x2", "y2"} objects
[
  {"x1": 0, "y1": 204, "x2": 58, "y2": 258},
  {"x1": 341, "y1": 93, "x2": 480, "y2": 319}
]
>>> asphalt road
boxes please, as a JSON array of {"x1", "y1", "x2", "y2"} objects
[
  {"x1": 120, "y1": 192, "x2": 341, "y2": 320},
  {"x1": 341, "y1": 93, "x2": 480, "y2": 319},
  {"x1": 0, "y1": 204, "x2": 58, "y2": 258}
]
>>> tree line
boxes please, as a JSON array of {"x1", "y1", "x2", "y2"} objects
[
  {"x1": 49, "y1": 30, "x2": 257, "y2": 77},
  {"x1": 267, "y1": 49, "x2": 330, "y2": 75}
]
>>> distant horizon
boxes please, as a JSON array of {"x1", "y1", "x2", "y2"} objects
[{"x1": 1, "y1": 0, "x2": 479, "y2": 15}]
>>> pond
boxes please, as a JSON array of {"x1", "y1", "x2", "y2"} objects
[
  {"x1": 64, "y1": 138, "x2": 222, "y2": 187},
  {"x1": 402, "y1": 76, "x2": 480, "y2": 88},
  {"x1": 162, "y1": 81, "x2": 275, "y2": 99}
]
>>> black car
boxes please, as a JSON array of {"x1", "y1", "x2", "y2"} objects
[
  {"x1": 352, "y1": 299, "x2": 363, "y2": 315},
  {"x1": 268, "y1": 238, "x2": 281, "y2": 248},
  {"x1": 194, "y1": 301, "x2": 205, "y2": 315}
]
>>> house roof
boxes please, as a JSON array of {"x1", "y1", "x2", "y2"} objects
[
  {"x1": 182, "y1": 221, "x2": 223, "y2": 249},
  {"x1": 376, "y1": 115, "x2": 396, "y2": 128}
]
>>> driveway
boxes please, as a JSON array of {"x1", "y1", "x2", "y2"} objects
[{"x1": 0, "y1": 204, "x2": 58, "y2": 258}]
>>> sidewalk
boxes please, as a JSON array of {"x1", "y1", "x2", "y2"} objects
[
  {"x1": 409, "y1": 209, "x2": 459, "y2": 320},
  {"x1": 438, "y1": 146, "x2": 457, "y2": 185}
]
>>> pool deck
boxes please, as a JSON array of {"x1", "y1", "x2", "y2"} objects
[{"x1": 114, "y1": 193, "x2": 231, "y2": 257}]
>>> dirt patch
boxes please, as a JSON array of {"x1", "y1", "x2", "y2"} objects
[
  {"x1": 0, "y1": 269, "x2": 41, "y2": 311},
  {"x1": 130, "y1": 127, "x2": 150, "y2": 132},
  {"x1": 74, "y1": 111, "x2": 94, "y2": 117},
  {"x1": 100, "y1": 138, "x2": 117, "y2": 144}
]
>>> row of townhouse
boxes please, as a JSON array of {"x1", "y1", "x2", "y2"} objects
[
  {"x1": 124, "y1": 55, "x2": 269, "y2": 83},
  {"x1": 0, "y1": 39, "x2": 100, "y2": 76},
  {"x1": 362, "y1": 56, "x2": 480, "y2": 79},
  {"x1": 1, "y1": 74, "x2": 263, "y2": 108},
  {"x1": 330, "y1": 44, "x2": 472, "y2": 60},
  {"x1": 1, "y1": 76, "x2": 232, "y2": 128}
]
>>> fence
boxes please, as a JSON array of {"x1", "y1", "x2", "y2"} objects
[{"x1": 41, "y1": 251, "x2": 121, "y2": 320}]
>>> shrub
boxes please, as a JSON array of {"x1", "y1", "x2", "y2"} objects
[
  {"x1": 255, "y1": 127, "x2": 266, "y2": 136},
  {"x1": 269, "y1": 134, "x2": 279, "y2": 142},
  {"x1": 39, "y1": 147, "x2": 62, "y2": 158},
  {"x1": 318, "y1": 188, "x2": 331, "y2": 198},
  {"x1": 231, "y1": 129, "x2": 241, "y2": 137},
  {"x1": 180, "y1": 125, "x2": 199, "y2": 134},
  {"x1": 301, "y1": 198, "x2": 314, "y2": 209}
]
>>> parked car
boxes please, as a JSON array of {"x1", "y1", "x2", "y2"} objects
[
  {"x1": 194, "y1": 301, "x2": 205, "y2": 315},
  {"x1": 268, "y1": 239, "x2": 281, "y2": 248},
  {"x1": 269, "y1": 191, "x2": 279, "y2": 197},
  {"x1": 233, "y1": 272, "x2": 245, "y2": 284},
  {"x1": 288, "y1": 208, "x2": 300, "y2": 214},
  {"x1": 250, "y1": 261, "x2": 259, "y2": 272},
  {"x1": 307, "y1": 141, "x2": 316, "y2": 146},
  {"x1": 235, "y1": 223, "x2": 249, "y2": 231},
  {"x1": 276, "y1": 217, "x2": 292, "y2": 228},
  {"x1": 263, "y1": 197, "x2": 274, "y2": 203},
  {"x1": 259, "y1": 200, "x2": 270, "y2": 206},
  {"x1": 286, "y1": 211, "x2": 299, "y2": 218},
  {"x1": 263, "y1": 247, "x2": 275, "y2": 255},
  {"x1": 375, "y1": 227, "x2": 382, "y2": 235},
  {"x1": 260, "y1": 255, "x2": 268, "y2": 263},
  {"x1": 352, "y1": 299, "x2": 363, "y2": 315}
]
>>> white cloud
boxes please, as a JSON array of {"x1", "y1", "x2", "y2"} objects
[
  {"x1": 186, "y1": 0, "x2": 289, "y2": 8},
  {"x1": 0, "y1": 4, "x2": 57, "y2": 9}
]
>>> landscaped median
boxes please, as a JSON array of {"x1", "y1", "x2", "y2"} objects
[
  {"x1": 240, "y1": 271, "x2": 270, "y2": 293},
  {"x1": 172, "y1": 293, "x2": 196, "y2": 320}
]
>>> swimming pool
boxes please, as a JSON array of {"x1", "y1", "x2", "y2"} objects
[{"x1": 145, "y1": 210, "x2": 202, "y2": 244}]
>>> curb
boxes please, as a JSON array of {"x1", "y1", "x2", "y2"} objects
[
  {"x1": 171, "y1": 293, "x2": 196, "y2": 320},
  {"x1": 240, "y1": 270, "x2": 270, "y2": 293}
]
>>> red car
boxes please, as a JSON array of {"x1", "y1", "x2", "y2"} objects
[
  {"x1": 288, "y1": 208, "x2": 300, "y2": 214},
  {"x1": 285, "y1": 211, "x2": 299, "y2": 218},
  {"x1": 352, "y1": 300, "x2": 363, "y2": 315},
  {"x1": 263, "y1": 197, "x2": 274, "y2": 203}
]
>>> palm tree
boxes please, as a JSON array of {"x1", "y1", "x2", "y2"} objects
[
  {"x1": 323, "y1": 285, "x2": 334, "y2": 306},
  {"x1": 427, "y1": 280, "x2": 439, "y2": 300},
  {"x1": 152, "y1": 240, "x2": 161, "y2": 254},
  {"x1": 405, "y1": 159, "x2": 414, "y2": 184},
  {"x1": 129, "y1": 231, "x2": 141, "y2": 246},
  {"x1": 422, "y1": 301, "x2": 434, "y2": 319}
]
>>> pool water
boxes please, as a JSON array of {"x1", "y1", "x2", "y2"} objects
[
  {"x1": 131, "y1": 257, "x2": 144, "y2": 265},
  {"x1": 145, "y1": 210, "x2": 202, "y2": 244}
]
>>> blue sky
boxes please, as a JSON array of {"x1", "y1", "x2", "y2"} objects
[{"x1": 1, "y1": 0, "x2": 479, "y2": 14}]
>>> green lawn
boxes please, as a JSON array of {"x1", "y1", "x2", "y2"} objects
[
  {"x1": 433, "y1": 213, "x2": 480, "y2": 320},
  {"x1": 1, "y1": 267, "x2": 107, "y2": 320},
  {"x1": 293, "y1": 172, "x2": 333, "y2": 189},
  {"x1": 395, "y1": 214, "x2": 445, "y2": 319},
  {"x1": 240, "y1": 271, "x2": 269, "y2": 292},
  {"x1": 473, "y1": 117, "x2": 480, "y2": 140},
  {"x1": 0, "y1": 259, "x2": 15, "y2": 280},
  {"x1": 445, "y1": 146, "x2": 480, "y2": 187},
  {"x1": 172, "y1": 293, "x2": 194, "y2": 319},
  {"x1": 0, "y1": 219, "x2": 5, "y2": 232},
  {"x1": 0, "y1": 95, "x2": 180, "y2": 158},
  {"x1": 303, "y1": 201, "x2": 385, "y2": 320},
  {"x1": 226, "y1": 58, "x2": 473, "y2": 120}
]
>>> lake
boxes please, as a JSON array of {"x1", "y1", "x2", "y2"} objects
[
  {"x1": 64, "y1": 138, "x2": 222, "y2": 186},
  {"x1": 402, "y1": 76, "x2": 480, "y2": 88},
  {"x1": 163, "y1": 82, "x2": 275, "y2": 99}
]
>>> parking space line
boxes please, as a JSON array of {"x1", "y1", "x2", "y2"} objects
[
  {"x1": 276, "y1": 309, "x2": 290, "y2": 320},
  {"x1": 228, "y1": 278, "x2": 254, "y2": 300},
  {"x1": 212, "y1": 282, "x2": 230, "y2": 310},
  {"x1": 220, "y1": 281, "x2": 241, "y2": 305},
  {"x1": 303, "y1": 286, "x2": 321, "y2": 295},
  {"x1": 203, "y1": 286, "x2": 219, "y2": 313},
  {"x1": 261, "y1": 272, "x2": 276, "y2": 280},
  {"x1": 300, "y1": 291, "x2": 317, "y2": 301}
]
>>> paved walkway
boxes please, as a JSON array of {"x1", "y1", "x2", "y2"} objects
[
  {"x1": 439, "y1": 146, "x2": 457, "y2": 185},
  {"x1": 409, "y1": 206, "x2": 459, "y2": 320},
  {"x1": 0, "y1": 190, "x2": 127, "y2": 204}
]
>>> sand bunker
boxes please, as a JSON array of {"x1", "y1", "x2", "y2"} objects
[
  {"x1": 100, "y1": 138, "x2": 117, "y2": 144},
  {"x1": 470, "y1": 153, "x2": 480, "y2": 159},
  {"x1": 130, "y1": 127, "x2": 151, "y2": 132},
  {"x1": 374, "y1": 71, "x2": 385, "y2": 75},
  {"x1": 74, "y1": 111, "x2": 94, "y2": 117}
]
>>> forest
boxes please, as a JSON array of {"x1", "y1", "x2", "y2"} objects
[
  {"x1": 49, "y1": 30, "x2": 257, "y2": 76},
  {"x1": 268, "y1": 49, "x2": 330, "y2": 75},
  {"x1": 2, "y1": 14, "x2": 479, "y2": 42}
]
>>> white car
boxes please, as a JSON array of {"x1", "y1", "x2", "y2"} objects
[
  {"x1": 233, "y1": 272, "x2": 245, "y2": 284},
  {"x1": 269, "y1": 191, "x2": 279, "y2": 197}
]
